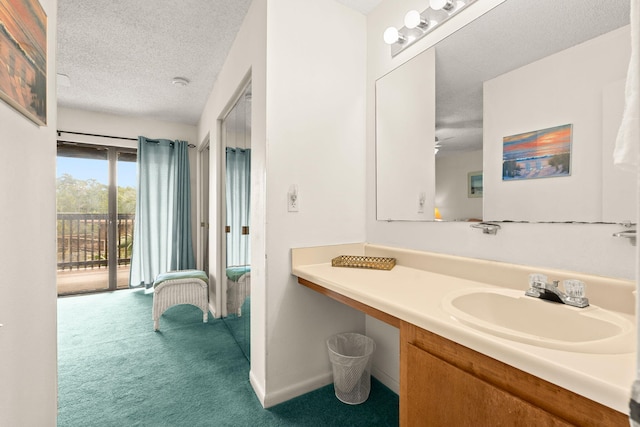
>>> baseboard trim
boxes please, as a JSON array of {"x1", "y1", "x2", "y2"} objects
[
  {"x1": 250, "y1": 369, "x2": 395, "y2": 408},
  {"x1": 208, "y1": 302, "x2": 219, "y2": 319},
  {"x1": 372, "y1": 367, "x2": 399, "y2": 394},
  {"x1": 249, "y1": 370, "x2": 266, "y2": 407},
  {"x1": 259, "y1": 371, "x2": 333, "y2": 409}
]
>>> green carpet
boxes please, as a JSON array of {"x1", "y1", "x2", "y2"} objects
[
  {"x1": 57, "y1": 290, "x2": 399, "y2": 426},
  {"x1": 223, "y1": 296, "x2": 251, "y2": 360}
]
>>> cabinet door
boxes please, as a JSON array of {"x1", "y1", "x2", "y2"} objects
[{"x1": 403, "y1": 343, "x2": 572, "y2": 427}]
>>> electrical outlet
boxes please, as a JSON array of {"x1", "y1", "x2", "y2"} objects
[{"x1": 288, "y1": 185, "x2": 299, "y2": 212}]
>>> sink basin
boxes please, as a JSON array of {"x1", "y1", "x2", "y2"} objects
[{"x1": 442, "y1": 288, "x2": 635, "y2": 354}]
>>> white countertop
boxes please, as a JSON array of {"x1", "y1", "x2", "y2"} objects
[{"x1": 292, "y1": 246, "x2": 635, "y2": 414}]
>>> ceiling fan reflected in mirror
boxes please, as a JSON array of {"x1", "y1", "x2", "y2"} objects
[{"x1": 434, "y1": 135, "x2": 453, "y2": 154}]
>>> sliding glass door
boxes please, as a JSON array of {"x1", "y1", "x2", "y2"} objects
[{"x1": 56, "y1": 142, "x2": 136, "y2": 295}]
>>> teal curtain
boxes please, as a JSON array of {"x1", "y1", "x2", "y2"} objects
[
  {"x1": 226, "y1": 147, "x2": 251, "y2": 267},
  {"x1": 130, "y1": 137, "x2": 195, "y2": 288}
]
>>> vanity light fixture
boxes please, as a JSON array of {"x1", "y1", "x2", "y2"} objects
[
  {"x1": 430, "y1": 0, "x2": 455, "y2": 11},
  {"x1": 383, "y1": 26, "x2": 406, "y2": 45},
  {"x1": 384, "y1": 0, "x2": 477, "y2": 56},
  {"x1": 404, "y1": 10, "x2": 429, "y2": 30}
]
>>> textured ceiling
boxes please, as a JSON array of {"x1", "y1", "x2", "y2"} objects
[
  {"x1": 434, "y1": 0, "x2": 630, "y2": 156},
  {"x1": 57, "y1": 0, "x2": 629, "y2": 133},
  {"x1": 56, "y1": 0, "x2": 382, "y2": 125}
]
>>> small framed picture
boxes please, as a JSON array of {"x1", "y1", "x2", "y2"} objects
[
  {"x1": 468, "y1": 171, "x2": 483, "y2": 198},
  {"x1": 502, "y1": 124, "x2": 572, "y2": 181}
]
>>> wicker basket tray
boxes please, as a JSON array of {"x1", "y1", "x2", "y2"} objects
[{"x1": 331, "y1": 255, "x2": 396, "y2": 271}]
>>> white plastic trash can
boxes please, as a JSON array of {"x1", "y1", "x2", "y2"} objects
[{"x1": 327, "y1": 332, "x2": 376, "y2": 404}]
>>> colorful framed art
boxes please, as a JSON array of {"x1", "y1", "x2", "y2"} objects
[
  {"x1": 502, "y1": 124, "x2": 572, "y2": 181},
  {"x1": 0, "y1": 0, "x2": 47, "y2": 125}
]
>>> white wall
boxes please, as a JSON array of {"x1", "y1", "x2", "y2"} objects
[
  {"x1": 262, "y1": 0, "x2": 367, "y2": 406},
  {"x1": 0, "y1": 0, "x2": 58, "y2": 424},
  {"x1": 198, "y1": 0, "x2": 368, "y2": 408},
  {"x1": 365, "y1": 0, "x2": 636, "y2": 394},
  {"x1": 484, "y1": 26, "x2": 631, "y2": 222},
  {"x1": 436, "y1": 150, "x2": 483, "y2": 221},
  {"x1": 58, "y1": 107, "x2": 198, "y2": 145}
]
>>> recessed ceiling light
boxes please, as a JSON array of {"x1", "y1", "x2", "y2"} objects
[{"x1": 171, "y1": 77, "x2": 190, "y2": 87}]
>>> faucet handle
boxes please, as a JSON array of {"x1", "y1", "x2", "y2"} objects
[
  {"x1": 528, "y1": 273, "x2": 548, "y2": 288},
  {"x1": 563, "y1": 279, "x2": 586, "y2": 299}
]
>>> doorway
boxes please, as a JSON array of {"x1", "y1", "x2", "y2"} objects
[{"x1": 56, "y1": 142, "x2": 137, "y2": 295}]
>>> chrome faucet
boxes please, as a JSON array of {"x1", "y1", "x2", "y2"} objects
[{"x1": 525, "y1": 274, "x2": 589, "y2": 308}]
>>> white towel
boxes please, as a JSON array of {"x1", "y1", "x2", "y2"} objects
[
  {"x1": 620, "y1": 2, "x2": 640, "y2": 425},
  {"x1": 614, "y1": 0, "x2": 640, "y2": 172}
]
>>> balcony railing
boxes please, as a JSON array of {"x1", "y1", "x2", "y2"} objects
[{"x1": 57, "y1": 213, "x2": 135, "y2": 271}]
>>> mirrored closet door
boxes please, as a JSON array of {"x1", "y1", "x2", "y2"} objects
[{"x1": 221, "y1": 83, "x2": 251, "y2": 359}]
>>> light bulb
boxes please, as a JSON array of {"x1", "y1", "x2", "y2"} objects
[
  {"x1": 404, "y1": 10, "x2": 425, "y2": 29},
  {"x1": 430, "y1": 0, "x2": 454, "y2": 11},
  {"x1": 383, "y1": 27, "x2": 402, "y2": 44}
]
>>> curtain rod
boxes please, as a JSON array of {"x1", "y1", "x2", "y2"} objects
[{"x1": 57, "y1": 130, "x2": 196, "y2": 148}]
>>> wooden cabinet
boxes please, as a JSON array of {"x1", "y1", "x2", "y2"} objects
[
  {"x1": 403, "y1": 342, "x2": 571, "y2": 426},
  {"x1": 297, "y1": 277, "x2": 628, "y2": 426},
  {"x1": 400, "y1": 322, "x2": 627, "y2": 427}
]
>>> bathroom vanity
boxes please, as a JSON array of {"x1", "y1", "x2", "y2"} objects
[
  {"x1": 401, "y1": 323, "x2": 624, "y2": 426},
  {"x1": 292, "y1": 243, "x2": 635, "y2": 426}
]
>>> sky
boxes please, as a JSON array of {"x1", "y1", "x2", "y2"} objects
[{"x1": 57, "y1": 157, "x2": 137, "y2": 188}]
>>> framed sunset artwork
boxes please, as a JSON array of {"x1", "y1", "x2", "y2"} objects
[
  {"x1": 502, "y1": 124, "x2": 572, "y2": 181},
  {"x1": 0, "y1": 0, "x2": 47, "y2": 126},
  {"x1": 468, "y1": 171, "x2": 483, "y2": 198}
]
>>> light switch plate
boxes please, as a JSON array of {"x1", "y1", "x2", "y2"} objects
[{"x1": 288, "y1": 185, "x2": 299, "y2": 212}]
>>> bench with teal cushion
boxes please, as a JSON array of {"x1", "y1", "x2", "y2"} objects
[
  {"x1": 154, "y1": 269, "x2": 209, "y2": 287},
  {"x1": 152, "y1": 269, "x2": 209, "y2": 331},
  {"x1": 226, "y1": 266, "x2": 250, "y2": 282}
]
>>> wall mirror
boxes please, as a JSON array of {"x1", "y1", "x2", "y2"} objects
[
  {"x1": 222, "y1": 83, "x2": 251, "y2": 360},
  {"x1": 376, "y1": 49, "x2": 435, "y2": 221},
  {"x1": 376, "y1": 0, "x2": 633, "y2": 223}
]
